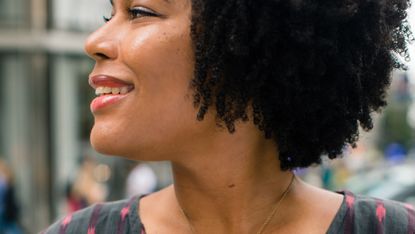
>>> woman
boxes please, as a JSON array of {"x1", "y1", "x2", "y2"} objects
[{"x1": 44, "y1": 0, "x2": 415, "y2": 233}]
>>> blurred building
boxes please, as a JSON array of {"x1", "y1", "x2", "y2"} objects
[{"x1": 0, "y1": 0, "x2": 112, "y2": 232}]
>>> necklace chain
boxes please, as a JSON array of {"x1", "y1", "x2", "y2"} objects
[{"x1": 178, "y1": 174, "x2": 296, "y2": 234}]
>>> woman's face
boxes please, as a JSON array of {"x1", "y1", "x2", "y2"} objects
[{"x1": 85, "y1": 0, "x2": 211, "y2": 160}]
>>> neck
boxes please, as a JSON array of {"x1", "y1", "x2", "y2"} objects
[{"x1": 169, "y1": 124, "x2": 295, "y2": 233}]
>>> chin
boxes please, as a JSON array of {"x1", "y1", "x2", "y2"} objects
[
  {"x1": 89, "y1": 126, "x2": 166, "y2": 161},
  {"x1": 90, "y1": 126, "x2": 124, "y2": 156},
  {"x1": 90, "y1": 135, "x2": 115, "y2": 156}
]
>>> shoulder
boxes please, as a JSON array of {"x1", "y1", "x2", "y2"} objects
[
  {"x1": 41, "y1": 196, "x2": 143, "y2": 234},
  {"x1": 336, "y1": 191, "x2": 415, "y2": 234}
]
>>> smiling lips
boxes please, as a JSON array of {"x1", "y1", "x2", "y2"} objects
[{"x1": 89, "y1": 75, "x2": 134, "y2": 113}]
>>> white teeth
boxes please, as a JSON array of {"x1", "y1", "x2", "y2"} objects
[
  {"x1": 95, "y1": 86, "x2": 131, "y2": 96},
  {"x1": 120, "y1": 87, "x2": 129, "y2": 95},
  {"x1": 112, "y1": 87, "x2": 120, "y2": 95},
  {"x1": 96, "y1": 87, "x2": 104, "y2": 95},
  {"x1": 103, "y1": 87, "x2": 111, "y2": 93}
]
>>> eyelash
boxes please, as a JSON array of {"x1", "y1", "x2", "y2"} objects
[
  {"x1": 103, "y1": 7, "x2": 158, "y2": 23},
  {"x1": 103, "y1": 15, "x2": 112, "y2": 22}
]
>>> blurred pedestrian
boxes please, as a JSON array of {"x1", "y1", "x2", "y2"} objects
[
  {"x1": 0, "y1": 159, "x2": 22, "y2": 234},
  {"x1": 65, "y1": 181, "x2": 88, "y2": 213},
  {"x1": 125, "y1": 163, "x2": 157, "y2": 198},
  {"x1": 66, "y1": 156, "x2": 107, "y2": 213}
]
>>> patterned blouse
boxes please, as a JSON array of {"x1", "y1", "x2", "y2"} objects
[{"x1": 42, "y1": 191, "x2": 415, "y2": 234}]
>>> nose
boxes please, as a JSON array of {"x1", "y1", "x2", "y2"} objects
[{"x1": 84, "y1": 23, "x2": 118, "y2": 61}]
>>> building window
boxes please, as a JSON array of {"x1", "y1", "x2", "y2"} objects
[
  {"x1": 0, "y1": 56, "x2": 4, "y2": 157},
  {"x1": 0, "y1": 0, "x2": 29, "y2": 28},
  {"x1": 52, "y1": 0, "x2": 111, "y2": 32}
]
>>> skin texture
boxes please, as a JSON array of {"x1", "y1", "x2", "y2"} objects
[
  {"x1": 86, "y1": 0, "x2": 207, "y2": 161},
  {"x1": 85, "y1": 0, "x2": 344, "y2": 233}
]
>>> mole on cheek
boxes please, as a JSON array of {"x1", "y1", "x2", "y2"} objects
[{"x1": 158, "y1": 32, "x2": 169, "y2": 42}]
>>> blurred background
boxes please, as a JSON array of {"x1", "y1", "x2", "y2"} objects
[{"x1": 0, "y1": 0, "x2": 415, "y2": 233}]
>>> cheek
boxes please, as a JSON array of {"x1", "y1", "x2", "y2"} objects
[
  {"x1": 113, "y1": 33, "x2": 198, "y2": 147},
  {"x1": 124, "y1": 27, "x2": 197, "y2": 126},
  {"x1": 92, "y1": 25, "x2": 199, "y2": 159},
  {"x1": 124, "y1": 25, "x2": 194, "y2": 81}
]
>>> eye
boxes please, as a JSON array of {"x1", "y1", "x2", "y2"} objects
[
  {"x1": 102, "y1": 7, "x2": 159, "y2": 23},
  {"x1": 128, "y1": 7, "x2": 159, "y2": 19}
]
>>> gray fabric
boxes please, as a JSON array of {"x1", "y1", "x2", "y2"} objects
[
  {"x1": 41, "y1": 197, "x2": 142, "y2": 234},
  {"x1": 42, "y1": 192, "x2": 415, "y2": 234},
  {"x1": 327, "y1": 192, "x2": 414, "y2": 234}
]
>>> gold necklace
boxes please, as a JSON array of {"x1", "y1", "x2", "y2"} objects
[{"x1": 179, "y1": 174, "x2": 296, "y2": 234}]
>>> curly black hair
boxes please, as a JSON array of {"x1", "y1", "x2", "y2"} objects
[{"x1": 189, "y1": 0, "x2": 413, "y2": 170}]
